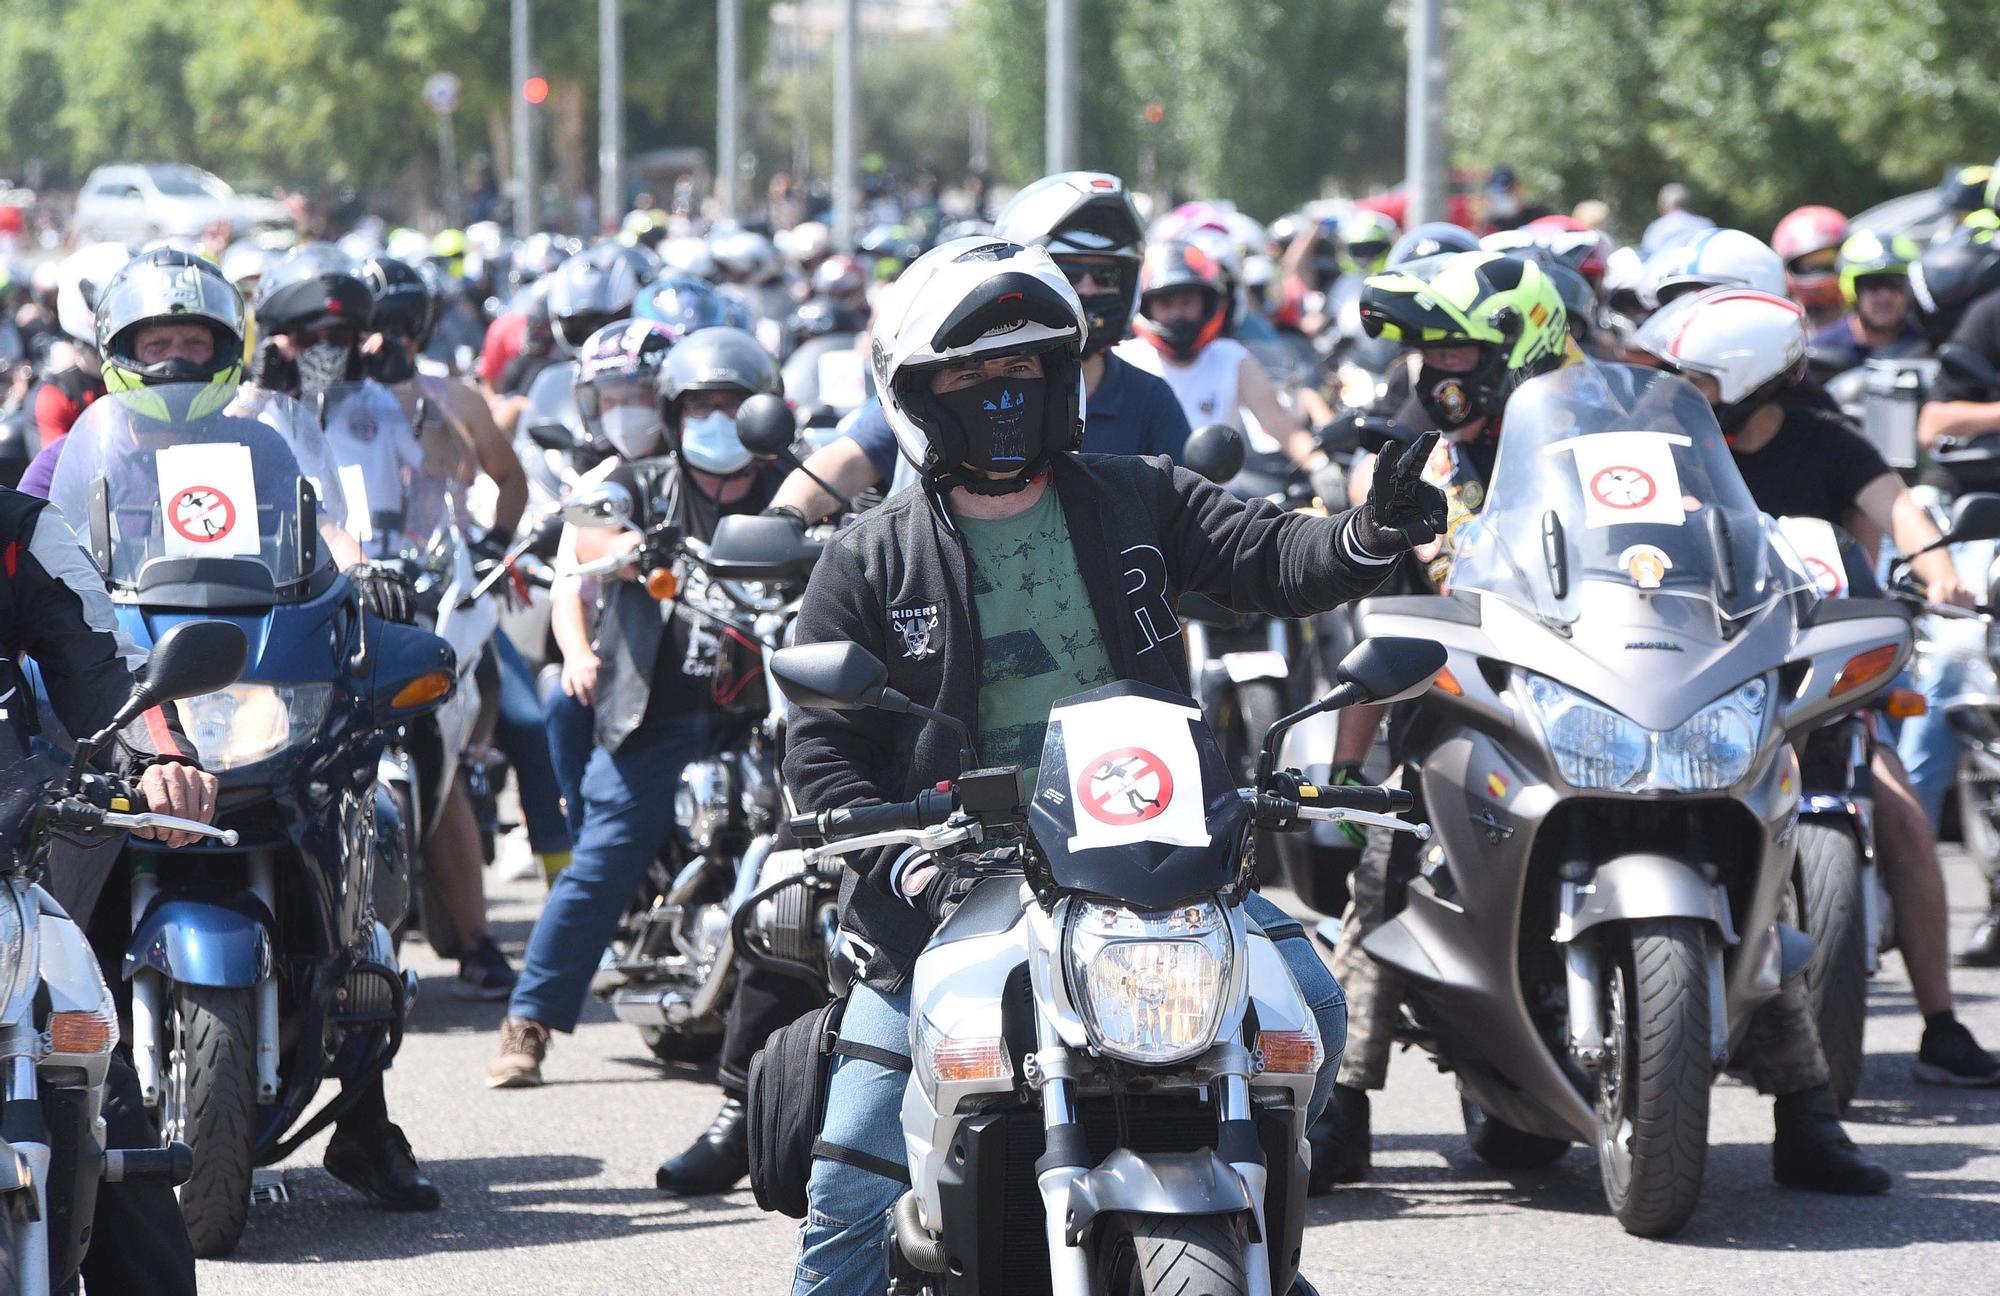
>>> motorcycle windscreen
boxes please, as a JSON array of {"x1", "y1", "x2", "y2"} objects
[
  {"x1": 1447, "y1": 361, "x2": 1815, "y2": 627},
  {"x1": 1027, "y1": 679, "x2": 1248, "y2": 909},
  {"x1": 310, "y1": 379, "x2": 475, "y2": 565},
  {"x1": 49, "y1": 383, "x2": 343, "y2": 594}
]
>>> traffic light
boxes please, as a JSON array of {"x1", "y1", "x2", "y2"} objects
[{"x1": 522, "y1": 75, "x2": 549, "y2": 105}]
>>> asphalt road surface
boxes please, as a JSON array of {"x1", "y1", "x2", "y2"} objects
[{"x1": 197, "y1": 844, "x2": 2000, "y2": 1296}]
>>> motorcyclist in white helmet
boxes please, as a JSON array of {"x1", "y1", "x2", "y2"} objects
[
  {"x1": 1637, "y1": 286, "x2": 2000, "y2": 1096},
  {"x1": 1642, "y1": 227, "x2": 1788, "y2": 309},
  {"x1": 35, "y1": 241, "x2": 130, "y2": 446}
]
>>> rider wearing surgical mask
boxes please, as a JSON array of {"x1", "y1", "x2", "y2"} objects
[{"x1": 489, "y1": 326, "x2": 792, "y2": 1088}]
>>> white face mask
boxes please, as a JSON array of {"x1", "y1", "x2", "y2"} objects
[
  {"x1": 600, "y1": 405, "x2": 664, "y2": 459},
  {"x1": 679, "y1": 410, "x2": 751, "y2": 474}
]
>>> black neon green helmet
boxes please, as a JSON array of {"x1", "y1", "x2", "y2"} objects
[
  {"x1": 1836, "y1": 229, "x2": 1920, "y2": 307},
  {"x1": 1358, "y1": 250, "x2": 1568, "y2": 429}
]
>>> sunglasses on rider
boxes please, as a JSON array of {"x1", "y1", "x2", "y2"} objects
[{"x1": 1059, "y1": 258, "x2": 1128, "y2": 295}]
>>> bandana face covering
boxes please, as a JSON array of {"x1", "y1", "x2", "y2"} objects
[
  {"x1": 298, "y1": 340, "x2": 353, "y2": 395},
  {"x1": 1416, "y1": 367, "x2": 1479, "y2": 431},
  {"x1": 935, "y1": 376, "x2": 1047, "y2": 474}
]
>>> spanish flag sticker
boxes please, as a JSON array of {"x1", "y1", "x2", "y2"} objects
[{"x1": 1486, "y1": 771, "x2": 1509, "y2": 799}]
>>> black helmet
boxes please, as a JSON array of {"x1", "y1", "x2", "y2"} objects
[
  {"x1": 1938, "y1": 164, "x2": 1995, "y2": 215},
  {"x1": 1912, "y1": 219, "x2": 2000, "y2": 346},
  {"x1": 1132, "y1": 240, "x2": 1230, "y2": 361},
  {"x1": 252, "y1": 243, "x2": 374, "y2": 337},
  {"x1": 993, "y1": 171, "x2": 1146, "y2": 353},
  {"x1": 96, "y1": 248, "x2": 245, "y2": 395},
  {"x1": 1387, "y1": 221, "x2": 1480, "y2": 268},
  {"x1": 657, "y1": 326, "x2": 781, "y2": 475},
  {"x1": 786, "y1": 298, "x2": 861, "y2": 344},
  {"x1": 544, "y1": 243, "x2": 647, "y2": 354},
  {"x1": 360, "y1": 255, "x2": 436, "y2": 342}
]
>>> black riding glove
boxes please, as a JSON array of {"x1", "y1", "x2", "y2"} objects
[
  {"x1": 351, "y1": 563, "x2": 416, "y2": 625},
  {"x1": 1351, "y1": 429, "x2": 1448, "y2": 557},
  {"x1": 248, "y1": 335, "x2": 299, "y2": 396}
]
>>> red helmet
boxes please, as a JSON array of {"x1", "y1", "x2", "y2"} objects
[
  {"x1": 1771, "y1": 205, "x2": 1848, "y2": 313},
  {"x1": 1525, "y1": 214, "x2": 1611, "y2": 285},
  {"x1": 1133, "y1": 240, "x2": 1230, "y2": 362}
]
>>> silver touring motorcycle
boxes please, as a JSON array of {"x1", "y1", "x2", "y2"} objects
[
  {"x1": 769, "y1": 634, "x2": 1441, "y2": 1296},
  {"x1": 1356, "y1": 363, "x2": 1918, "y2": 1237}
]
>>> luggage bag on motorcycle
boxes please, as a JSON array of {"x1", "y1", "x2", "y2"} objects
[{"x1": 747, "y1": 996, "x2": 911, "y2": 1217}]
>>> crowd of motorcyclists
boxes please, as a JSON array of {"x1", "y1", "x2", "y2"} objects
[{"x1": 1, "y1": 150, "x2": 2000, "y2": 1291}]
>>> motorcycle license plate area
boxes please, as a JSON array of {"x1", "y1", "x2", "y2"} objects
[{"x1": 1028, "y1": 681, "x2": 1247, "y2": 909}]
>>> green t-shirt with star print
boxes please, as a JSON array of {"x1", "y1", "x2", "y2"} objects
[{"x1": 955, "y1": 486, "x2": 1116, "y2": 797}]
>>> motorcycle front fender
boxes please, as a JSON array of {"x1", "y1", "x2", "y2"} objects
[
  {"x1": 1063, "y1": 1149, "x2": 1255, "y2": 1247},
  {"x1": 1554, "y1": 854, "x2": 1739, "y2": 945},
  {"x1": 121, "y1": 894, "x2": 274, "y2": 988}
]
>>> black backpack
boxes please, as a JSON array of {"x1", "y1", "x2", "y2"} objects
[{"x1": 746, "y1": 995, "x2": 911, "y2": 1217}]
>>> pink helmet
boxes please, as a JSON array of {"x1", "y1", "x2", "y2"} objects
[{"x1": 1771, "y1": 205, "x2": 1849, "y2": 313}]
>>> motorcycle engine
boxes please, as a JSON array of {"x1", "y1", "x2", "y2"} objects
[{"x1": 674, "y1": 759, "x2": 740, "y2": 852}]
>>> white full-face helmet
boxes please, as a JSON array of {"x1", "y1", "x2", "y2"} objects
[
  {"x1": 1642, "y1": 228, "x2": 1787, "y2": 309},
  {"x1": 1632, "y1": 285, "x2": 1806, "y2": 436},
  {"x1": 871, "y1": 237, "x2": 1087, "y2": 492}
]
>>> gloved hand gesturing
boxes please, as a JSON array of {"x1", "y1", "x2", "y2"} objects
[
  {"x1": 1353, "y1": 429, "x2": 1448, "y2": 556},
  {"x1": 351, "y1": 562, "x2": 417, "y2": 625}
]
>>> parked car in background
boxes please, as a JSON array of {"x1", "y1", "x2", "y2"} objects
[{"x1": 72, "y1": 163, "x2": 290, "y2": 243}]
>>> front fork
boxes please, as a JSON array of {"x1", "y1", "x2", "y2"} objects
[
  {"x1": 131, "y1": 851, "x2": 281, "y2": 1108},
  {"x1": 3, "y1": 1045, "x2": 50, "y2": 1295},
  {"x1": 1029, "y1": 1022, "x2": 1274, "y2": 1296}
]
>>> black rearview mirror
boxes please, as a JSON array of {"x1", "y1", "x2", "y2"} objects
[
  {"x1": 526, "y1": 421, "x2": 578, "y2": 452},
  {"x1": 1334, "y1": 636, "x2": 1447, "y2": 706},
  {"x1": 1182, "y1": 423, "x2": 1245, "y2": 485},
  {"x1": 1943, "y1": 492, "x2": 2000, "y2": 548},
  {"x1": 770, "y1": 642, "x2": 896, "y2": 711},
  {"x1": 735, "y1": 393, "x2": 799, "y2": 459},
  {"x1": 137, "y1": 620, "x2": 248, "y2": 712}
]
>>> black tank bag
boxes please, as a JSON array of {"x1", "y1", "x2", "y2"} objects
[{"x1": 746, "y1": 995, "x2": 911, "y2": 1218}]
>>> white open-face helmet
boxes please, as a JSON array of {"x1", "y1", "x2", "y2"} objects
[
  {"x1": 871, "y1": 237, "x2": 1088, "y2": 479},
  {"x1": 1633, "y1": 285, "x2": 1806, "y2": 415},
  {"x1": 1642, "y1": 228, "x2": 1787, "y2": 309}
]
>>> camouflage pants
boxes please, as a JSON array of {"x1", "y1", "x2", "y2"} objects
[{"x1": 1332, "y1": 767, "x2": 1829, "y2": 1096}]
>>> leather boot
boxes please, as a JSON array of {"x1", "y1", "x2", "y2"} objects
[
  {"x1": 1772, "y1": 1084, "x2": 1890, "y2": 1195},
  {"x1": 657, "y1": 1096, "x2": 749, "y2": 1196},
  {"x1": 1307, "y1": 1084, "x2": 1371, "y2": 1193},
  {"x1": 324, "y1": 1120, "x2": 442, "y2": 1212}
]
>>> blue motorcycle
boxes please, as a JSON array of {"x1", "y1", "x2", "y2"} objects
[{"x1": 48, "y1": 383, "x2": 456, "y2": 1256}]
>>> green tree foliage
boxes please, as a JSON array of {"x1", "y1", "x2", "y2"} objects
[{"x1": 760, "y1": 34, "x2": 977, "y2": 183}]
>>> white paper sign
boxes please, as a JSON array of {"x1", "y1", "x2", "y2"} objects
[
  {"x1": 1775, "y1": 514, "x2": 1848, "y2": 598},
  {"x1": 816, "y1": 349, "x2": 869, "y2": 413},
  {"x1": 337, "y1": 463, "x2": 373, "y2": 543},
  {"x1": 155, "y1": 443, "x2": 260, "y2": 558},
  {"x1": 1054, "y1": 694, "x2": 1212, "y2": 853},
  {"x1": 1548, "y1": 431, "x2": 1692, "y2": 529}
]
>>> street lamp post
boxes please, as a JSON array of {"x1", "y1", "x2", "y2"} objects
[
  {"x1": 832, "y1": 0, "x2": 858, "y2": 251},
  {"x1": 599, "y1": 0, "x2": 623, "y2": 234},
  {"x1": 511, "y1": 0, "x2": 535, "y2": 234},
  {"x1": 1404, "y1": 0, "x2": 1447, "y2": 227},
  {"x1": 717, "y1": 0, "x2": 741, "y2": 220},
  {"x1": 1045, "y1": 0, "x2": 1078, "y2": 172}
]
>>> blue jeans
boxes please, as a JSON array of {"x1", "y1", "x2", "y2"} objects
[
  {"x1": 790, "y1": 891, "x2": 1345, "y2": 1296},
  {"x1": 541, "y1": 673, "x2": 597, "y2": 840},
  {"x1": 507, "y1": 715, "x2": 712, "y2": 1031},
  {"x1": 1899, "y1": 652, "x2": 1972, "y2": 830},
  {"x1": 491, "y1": 634, "x2": 572, "y2": 856}
]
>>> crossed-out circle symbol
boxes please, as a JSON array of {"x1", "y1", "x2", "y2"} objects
[
  {"x1": 1589, "y1": 465, "x2": 1656, "y2": 510},
  {"x1": 167, "y1": 485, "x2": 237, "y2": 544},
  {"x1": 1804, "y1": 556, "x2": 1843, "y2": 595},
  {"x1": 1078, "y1": 746, "x2": 1175, "y2": 827}
]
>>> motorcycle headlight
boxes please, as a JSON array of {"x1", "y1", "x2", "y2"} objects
[
  {"x1": 1656, "y1": 680, "x2": 1766, "y2": 790},
  {"x1": 1522, "y1": 674, "x2": 1649, "y2": 790},
  {"x1": 0, "y1": 887, "x2": 28, "y2": 1025},
  {"x1": 174, "y1": 683, "x2": 334, "y2": 772},
  {"x1": 1063, "y1": 900, "x2": 1232, "y2": 1065}
]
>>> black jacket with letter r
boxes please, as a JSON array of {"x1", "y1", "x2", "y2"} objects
[{"x1": 783, "y1": 450, "x2": 1395, "y2": 988}]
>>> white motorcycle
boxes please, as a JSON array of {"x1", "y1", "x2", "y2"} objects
[{"x1": 768, "y1": 633, "x2": 1443, "y2": 1296}]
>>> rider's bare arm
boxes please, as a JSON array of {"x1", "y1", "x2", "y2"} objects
[
  {"x1": 1917, "y1": 399, "x2": 2000, "y2": 450},
  {"x1": 770, "y1": 437, "x2": 883, "y2": 525}
]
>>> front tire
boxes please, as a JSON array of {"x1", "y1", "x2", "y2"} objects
[
  {"x1": 161, "y1": 985, "x2": 258, "y2": 1258},
  {"x1": 1093, "y1": 1213, "x2": 1249, "y2": 1296},
  {"x1": 1596, "y1": 920, "x2": 1712, "y2": 1238},
  {"x1": 1795, "y1": 820, "x2": 1868, "y2": 1112}
]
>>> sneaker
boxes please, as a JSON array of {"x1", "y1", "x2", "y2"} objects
[
  {"x1": 456, "y1": 936, "x2": 518, "y2": 1001},
  {"x1": 1914, "y1": 1016, "x2": 2000, "y2": 1087},
  {"x1": 486, "y1": 1016, "x2": 551, "y2": 1088}
]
